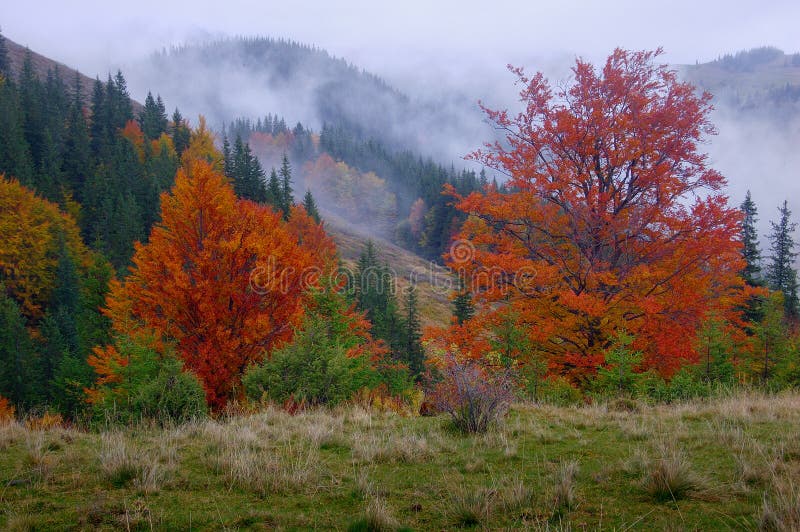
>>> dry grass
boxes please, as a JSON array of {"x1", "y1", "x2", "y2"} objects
[
  {"x1": 640, "y1": 439, "x2": 700, "y2": 502},
  {"x1": 97, "y1": 432, "x2": 176, "y2": 493},
  {"x1": 760, "y1": 478, "x2": 800, "y2": 531},
  {"x1": 349, "y1": 497, "x2": 399, "y2": 531},
  {"x1": 448, "y1": 486, "x2": 496, "y2": 527},
  {"x1": 2, "y1": 392, "x2": 800, "y2": 529},
  {"x1": 553, "y1": 461, "x2": 580, "y2": 512},
  {"x1": 204, "y1": 419, "x2": 323, "y2": 497},
  {"x1": 23, "y1": 432, "x2": 60, "y2": 485}
]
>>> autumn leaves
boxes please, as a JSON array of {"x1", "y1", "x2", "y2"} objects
[
  {"x1": 430, "y1": 49, "x2": 748, "y2": 383},
  {"x1": 89, "y1": 128, "x2": 337, "y2": 410}
]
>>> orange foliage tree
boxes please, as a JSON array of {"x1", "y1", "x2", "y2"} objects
[
  {"x1": 0, "y1": 176, "x2": 93, "y2": 322},
  {"x1": 433, "y1": 49, "x2": 747, "y2": 382},
  {"x1": 90, "y1": 155, "x2": 333, "y2": 409}
]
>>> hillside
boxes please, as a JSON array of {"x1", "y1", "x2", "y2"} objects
[
  {"x1": 2, "y1": 392, "x2": 799, "y2": 529},
  {"x1": 325, "y1": 215, "x2": 452, "y2": 329},
  {"x1": 125, "y1": 36, "x2": 488, "y2": 163},
  {"x1": 4, "y1": 35, "x2": 143, "y2": 112},
  {"x1": 677, "y1": 47, "x2": 800, "y2": 233},
  {"x1": 680, "y1": 46, "x2": 800, "y2": 121}
]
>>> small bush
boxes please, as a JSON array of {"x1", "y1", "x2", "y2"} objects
[
  {"x1": 537, "y1": 376, "x2": 583, "y2": 406},
  {"x1": 131, "y1": 368, "x2": 207, "y2": 424},
  {"x1": 428, "y1": 354, "x2": 515, "y2": 434},
  {"x1": 243, "y1": 317, "x2": 386, "y2": 407},
  {"x1": 98, "y1": 433, "x2": 140, "y2": 488},
  {"x1": 0, "y1": 395, "x2": 15, "y2": 424},
  {"x1": 91, "y1": 335, "x2": 207, "y2": 425},
  {"x1": 24, "y1": 411, "x2": 64, "y2": 431}
]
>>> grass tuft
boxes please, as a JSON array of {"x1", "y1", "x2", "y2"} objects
[{"x1": 641, "y1": 440, "x2": 698, "y2": 502}]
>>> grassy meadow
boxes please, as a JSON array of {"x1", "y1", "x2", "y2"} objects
[{"x1": 1, "y1": 392, "x2": 800, "y2": 530}]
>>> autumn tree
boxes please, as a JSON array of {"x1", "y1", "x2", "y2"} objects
[
  {"x1": 90, "y1": 152, "x2": 332, "y2": 409},
  {"x1": 438, "y1": 49, "x2": 745, "y2": 382}
]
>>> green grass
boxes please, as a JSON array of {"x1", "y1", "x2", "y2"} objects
[{"x1": 2, "y1": 392, "x2": 800, "y2": 530}]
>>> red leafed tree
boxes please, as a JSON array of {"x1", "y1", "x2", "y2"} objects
[
  {"x1": 90, "y1": 158, "x2": 331, "y2": 409},
  {"x1": 435, "y1": 49, "x2": 747, "y2": 382}
]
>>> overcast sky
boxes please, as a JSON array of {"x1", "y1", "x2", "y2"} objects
[
  {"x1": 4, "y1": 0, "x2": 800, "y2": 221},
  {"x1": 3, "y1": 0, "x2": 800, "y2": 89}
]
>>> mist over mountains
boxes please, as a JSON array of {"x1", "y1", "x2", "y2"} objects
[
  {"x1": 681, "y1": 47, "x2": 800, "y2": 235},
  {"x1": 126, "y1": 37, "x2": 492, "y2": 165}
]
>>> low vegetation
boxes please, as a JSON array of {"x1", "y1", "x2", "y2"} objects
[{"x1": 2, "y1": 391, "x2": 800, "y2": 529}]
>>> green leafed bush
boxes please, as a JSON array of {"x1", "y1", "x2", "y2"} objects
[
  {"x1": 243, "y1": 316, "x2": 383, "y2": 407},
  {"x1": 92, "y1": 335, "x2": 207, "y2": 426}
]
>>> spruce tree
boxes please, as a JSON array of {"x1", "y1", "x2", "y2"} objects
[
  {"x1": 267, "y1": 168, "x2": 283, "y2": 212},
  {"x1": 19, "y1": 49, "x2": 45, "y2": 175},
  {"x1": 0, "y1": 77, "x2": 35, "y2": 185},
  {"x1": 740, "y1": 190, "x2": 762, "y2": 286},
  {"x1": 452, "y1": 276, "x2": 475, "y2": 325},
  {"x1": 109, "y1": 70, "x2": 133, "y2": 130},
  {"x1": 279, "y1": 152, "x2": 293, "y2": 217},
  {"x1": 0, "y1": 288, "x2": 37, "y2": 409},
  {"x1": 228, "y1": 135, "x2": 266, "y2": 203},
  {"x1": 171, "y1": 108, "x2": 190, "y2": 156},
  {"x1": 354, "y1": 241, "x2": 403, "y2": 355},
  {"x1": 766, "y1": 200, "x2": 799, "y2": 319},
  {"x1": 63, "y1": 71, "x2": 91, "y2": 201},
  {"x1": 401, "y1": 285, "x2": 425, "y2": 378},
  {"x1": 222, "y1": 134, "x2": 232, "y2": 177},
  {"x1": 89, "y1": 77, "x2": 108, "y2": 159},
  {"x1": 139, "y1": 91, "x2": 168, "y2": 140},
  {"x1": 302, "y1": 189, "x2": 321, "y2": 222}
]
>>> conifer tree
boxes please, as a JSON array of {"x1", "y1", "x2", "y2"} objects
[
  {"x1": 302, "y1": 189, "x2": 321, "y2": 222},
  {"x1": 354, "y1": 241, "x2": 403, "y2": 355},
  {"x1": 89, "y1": 78, "x2": 108, "y2": 159},
  {"x1": 452, "y1": 276, "x2": 475, "y2": 325},
  {"x1": 267, "y1": 167, "x2": 283, "y2": 212},
  {"x1": 222, "y1": 134, "x2": 232, "y2": 178},
  {"x1": 63, "y1": 71, "x2": 91, "y2": 201},
  {"x1": 229, "y1": 135, "x2": 267, "y2": 203},
  {"x1": 766, "y1": 200, "x2": 799, "y2": 318},
  {"x1": 401, "y1": 285, "x2": 425, "y2": 378},
  {"x1": 0, "y1": 288, "x2": 37, "y2": 409},
  {"x1": 109, "y1": 71, "x2": 133, "y2": 130},
  {"x1": 139, "y1": 91, "x2": 168, "y2": 140},
  {"x1": 19, "y1": 50, "x2": 45, "y2": 175},
  {"x1": 740, "y1": 191, "x2": 762, "y2": 286},
  {"x1": 279, "y1": 152, "x2": 293, "y2": 218},
  {"x1": 171, "y1": 108, "x2": 191, "y2": 156}
]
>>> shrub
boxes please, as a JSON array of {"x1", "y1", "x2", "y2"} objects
[
  {"x1": 24, "y1": 411, "x2": 64, "y2": 431},
  {"x1": 428, "y1": 354, "x2": 515, "y2": 434},
  {"x1": 243, "y1": 316, "x2": 390, "y2": 407},
  {"x1": 594, "y1": 331, "x2": 642, "y2": 397},
  {"x1": 0, "y1": 395, "x2": 14, "y2": 424},
  {"x1": 131, "y1": 364, "x2": 207, "y2": 424},
  {"x1": 538, "y1": 376, "x2": 583, "y2": 406},
  {"x1": 91, "y1": 335, "x2": 207, "y2": 425}
]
